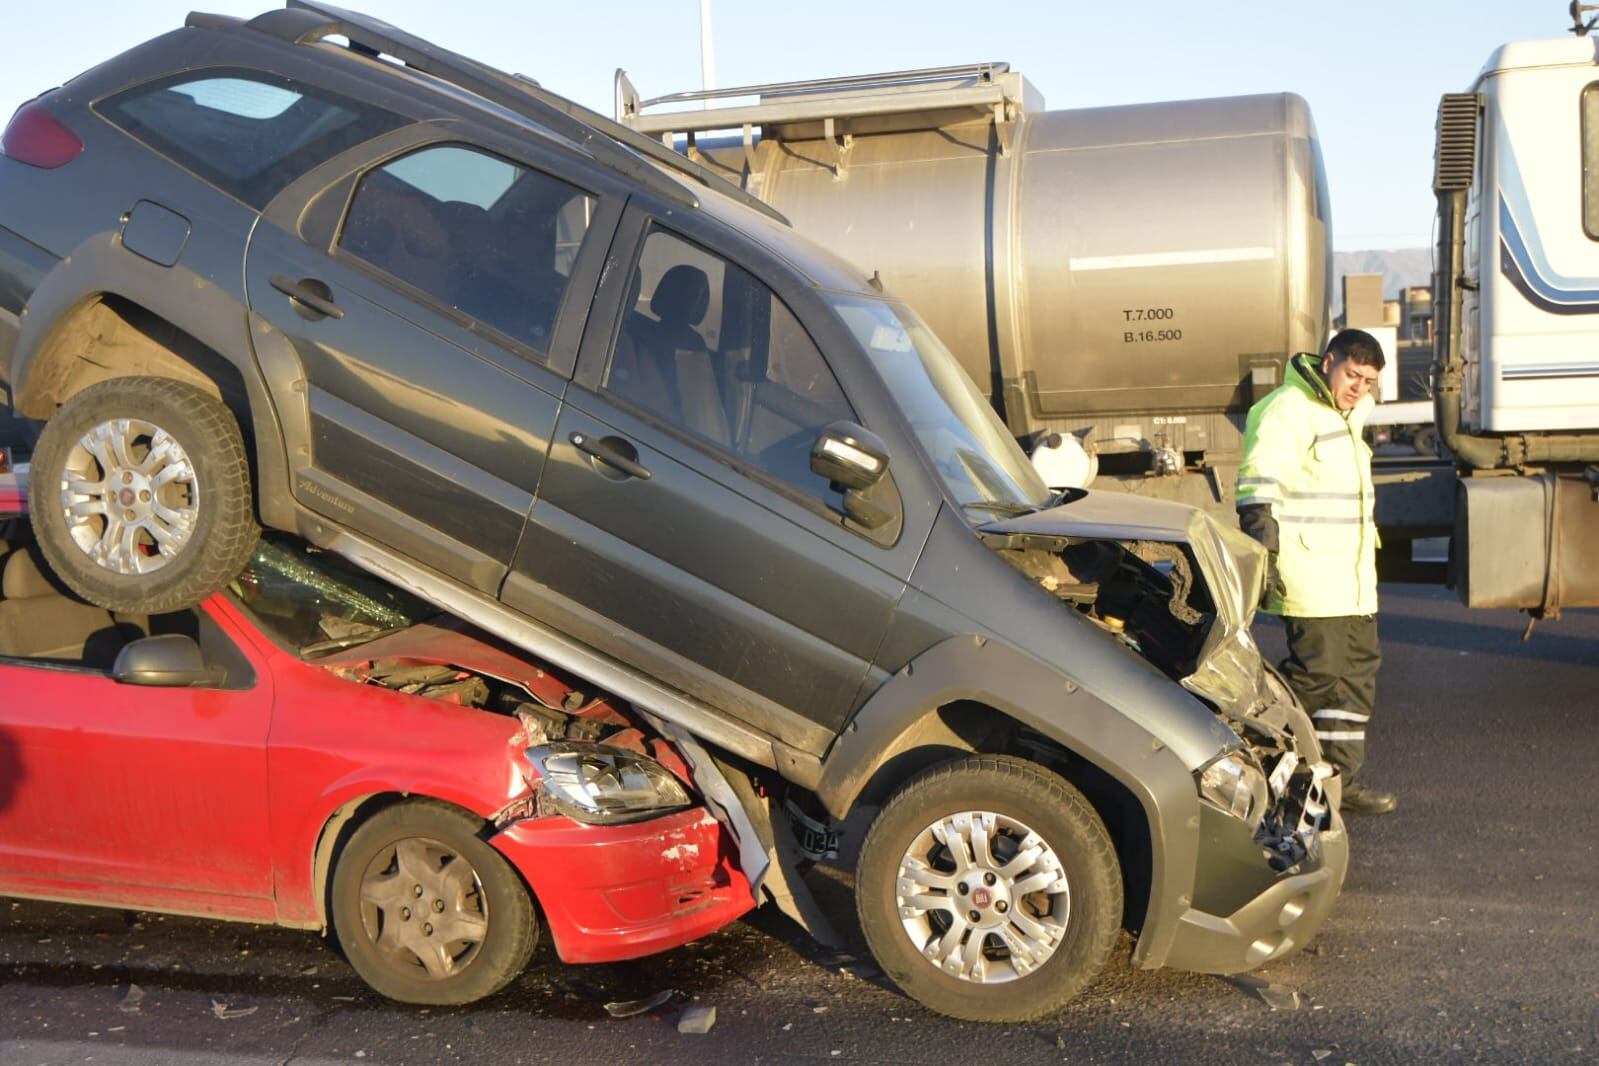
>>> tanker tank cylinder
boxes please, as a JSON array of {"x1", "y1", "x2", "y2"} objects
[
  {"x1": 1030, "y1": 432, "x2": 1098, "y2": 491},
  {"x1": 617, "y1": 69, "x2": 1330, "y2": 480}
]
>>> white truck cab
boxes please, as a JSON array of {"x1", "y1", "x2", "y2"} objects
[
  {"x1": 1464, "y1": 36, "x2": 1599, "y2": 433},
  {"x1": 1433, "y1": 30, "x2": 1599, "y2": 614}
]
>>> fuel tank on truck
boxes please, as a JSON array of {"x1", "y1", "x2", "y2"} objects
[{"x1": 619, "y1": 65, "x2": 1331, "y2": 507}]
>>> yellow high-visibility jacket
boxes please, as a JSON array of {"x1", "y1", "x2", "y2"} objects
[{"x1": 1235, "y1": 352, "x2": 1377, "y2": 617}]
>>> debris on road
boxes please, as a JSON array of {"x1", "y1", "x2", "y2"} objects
[
  {"x1": 1225, "y1": 974, "x2": 1302, "y2": 1011},
  {"x1": 116, "y1": 984, "x2": 144, "y2": 1014},
  {"x1": 603, "y1": 989, "x2": 675, "y2": 1018},
  {"x1": 209, "y1": 997, "x2": 259, "y2": 1019},
  {"x1": 677, "y1": 1005, "x2": 717, "y2": 1034}
]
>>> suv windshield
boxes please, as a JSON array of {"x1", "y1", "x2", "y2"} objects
[
  {"x1": 831, "y1": 297, "x2": 1051, "y2": 514},
  {"x1": 228, "y1": 535, "x2": 436, "y2": 657}
]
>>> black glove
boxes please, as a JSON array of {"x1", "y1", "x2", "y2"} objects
[
  {"x1": 1262, "y1": 551, "x2": 1285, "y2": 608},
  {"x1": 1237, "y1": 504, "x2": 1283, "y2": 608}
]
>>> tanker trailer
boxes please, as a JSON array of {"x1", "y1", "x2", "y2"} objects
[{"x1": 617, "y1": 64, "x2": 1331, "y2": 521}]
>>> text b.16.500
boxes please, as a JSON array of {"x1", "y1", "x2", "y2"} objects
[{"x1": 1124, "y1": 328, "x2": 1182, "y2": 343}]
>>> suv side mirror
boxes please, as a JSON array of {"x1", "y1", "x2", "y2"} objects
[
  {"x1": 111, "y1": 634, "x2": 226, "y2": 688},
  {"x1": 811, "y1": 421, "x2": 890, "y2": 491}
]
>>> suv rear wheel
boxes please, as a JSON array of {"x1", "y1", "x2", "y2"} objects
[
  {"x1": 30, "y1": 376, "x2": 258, "y2": 613},
  {"x1": 856, "y1": 755, "x2": 1122, "y2": 1022}
]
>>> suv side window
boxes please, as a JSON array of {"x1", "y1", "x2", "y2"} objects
[
  {"x1": 340, "y1": 144, "x2": 595, "y2": 357},
  {"x1": 98, "y1": 70, "x2": 404, "y2": 209},
  {"x1": 604, "y1": 226, "x2": 856, "y2": 499}
]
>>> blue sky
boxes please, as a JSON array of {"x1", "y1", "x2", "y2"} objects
[{"x1": 0, "y1": 1, "x2": 1567, "y2": 250}]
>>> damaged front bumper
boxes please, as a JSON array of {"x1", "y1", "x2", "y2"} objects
[
  {"x1": 1164, "y1": 704, "x2": 1348, "y2": 975},
  {"x1": 1163, "y1": 802, "x2": 1347, "y2": 974},
  {"x1": 491, "y1": 806, "x2": 754, "y2": 965}
]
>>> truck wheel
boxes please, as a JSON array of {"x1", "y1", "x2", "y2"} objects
[
  {"x1": 856, "y1": 755, "x2": 1122, "y2": 1022},
  {"x1": 330, "y1": 801, "x2": 538, "y2": 1005},
  {"x1": 29, "y1": 376, "x2": 258, "y2": 613}
]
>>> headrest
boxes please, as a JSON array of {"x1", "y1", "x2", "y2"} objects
[
  {"x1": 396, "y1": 196, "x2": 450, "y2": 259},
  {"x1": 650, "y1": 264, "x2": 710, "y2": 327},
  {"x1": 3, "y1": 547, "x2": 66, "y2": 600},
  {"x1": 433, "y1": 199, "x2": 494, "y2": 239}
]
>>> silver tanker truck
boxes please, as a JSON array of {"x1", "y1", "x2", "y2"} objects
[{"x1": 616, "y1": 63, "x2": 1332, "y2": 522}]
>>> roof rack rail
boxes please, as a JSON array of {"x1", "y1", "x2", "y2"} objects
[
  {"x1": 617, "y1": 61, "x2": 1023, "y2": 139},
  {"x1": 233, "y1": 2, "x2": 787, "y2": 225},
  {"x1": 637, "y1": 62, "x2": 1011, "y2": 111}
]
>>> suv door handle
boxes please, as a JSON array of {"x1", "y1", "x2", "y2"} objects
[
  {"x1": 270, "y1": 274, "x2": 345, "y2": 320},
  {"x1": 570, "y1": 432, "x2": 651, "y2": 480}
]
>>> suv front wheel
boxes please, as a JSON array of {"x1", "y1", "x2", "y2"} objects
[
  {"x1": 30, "y1": 376, "x2": 258, "y2": 613},
  {"x1": 856, "y1": 755, "x2": 1123, "y2": 1022}
]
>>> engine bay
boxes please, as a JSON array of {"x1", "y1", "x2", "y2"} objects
[{"x1": 993, "y1": 534, "x2": 1218, "y2": 682}]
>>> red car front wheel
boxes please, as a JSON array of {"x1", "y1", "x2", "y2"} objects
[{"x1": 330, "y1": 800, "x2": 538, "y2": 1005}]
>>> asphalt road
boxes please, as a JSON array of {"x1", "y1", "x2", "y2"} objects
[{"x1": 1, "y1": 583, "x2": 1595, "y2": 1065}]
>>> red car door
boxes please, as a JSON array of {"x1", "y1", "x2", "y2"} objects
[{"x1": 0, "y1": 603, "x2": 276, "y2": 919}]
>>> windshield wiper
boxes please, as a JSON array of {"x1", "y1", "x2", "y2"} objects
[
  {"x1": 961, "y1": 500, "x2": 1038, "y2": 516},
  {"x1": 302, "y1": 624, "x2": 415, "y2": 658}
]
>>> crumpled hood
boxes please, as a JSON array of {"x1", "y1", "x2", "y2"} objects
[
  {"x1": 317, "y1": 617, "x2": 610, "y2": 716},
  {"x1": 980, "y1": 490, "x2": 1271, "y2": 719}
]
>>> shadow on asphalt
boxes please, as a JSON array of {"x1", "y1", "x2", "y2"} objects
[{"x1": 1377, "y1": 612, "x2": 1599, "y2": 666}]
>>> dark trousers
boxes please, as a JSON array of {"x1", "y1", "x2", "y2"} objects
[{"x1": 1279, "y1": 615, "x2": 1381, "y2": 782}]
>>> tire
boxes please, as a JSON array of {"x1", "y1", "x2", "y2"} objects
[
  {"x1": 330, "y1": 800, "x2": 538, "y2": 1006},
  {"x1": 856, "y1": 755, "x2": 1122, "y2": 1022},
  {"x1": 30, "y1": 376, "x2": 258, "y2": 613}
]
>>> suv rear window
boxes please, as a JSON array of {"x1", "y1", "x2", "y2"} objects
[
  {"x1": 99, "y1": 70, "x2": 404, "y2": 209},
  {"x1": 339, "y1": 143, "x2": 595, "y2": 356}
]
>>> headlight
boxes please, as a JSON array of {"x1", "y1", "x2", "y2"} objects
[
  {"x1": 1197, "y1": 750, "x2": 1269, "y2": 828},
  {"x1": 524, "y1": 743, "x2": 693, "y2": 825}
]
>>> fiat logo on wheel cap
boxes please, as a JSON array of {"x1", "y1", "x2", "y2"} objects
[{"x1": 971, "y1": 886, "x2": 993, "y2": 908}]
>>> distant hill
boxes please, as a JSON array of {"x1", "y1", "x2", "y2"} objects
[{"x1": 1332, "y1": 248, "x2": 1433, "y2": 318}]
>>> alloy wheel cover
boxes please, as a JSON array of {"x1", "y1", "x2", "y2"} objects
[
  {"x1": 58, "y1": 417, "x2": 200, "y2": 575},
  {"x1": 894, "y1": 809, "x2": 1071, "y2": 984}
]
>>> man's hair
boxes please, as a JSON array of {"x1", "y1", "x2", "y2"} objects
[{"x1": 1325, "y1": 328, "x2": 1386, "y2": 370}]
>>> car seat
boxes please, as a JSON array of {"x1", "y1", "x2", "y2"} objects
[
  {"x1": 649, "y1": 265, "x2": 729, "y2": 445},
  {"x1": 341, "y1": 174, "x2": 453, "y2": 300},
  {"x1": 0, "y1": 548, "x2": 142, "y2": 665}
]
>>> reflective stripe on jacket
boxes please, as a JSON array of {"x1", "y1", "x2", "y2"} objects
[{"x1": 1236, "y1": 352, "x2": 1377, "y2": 617}]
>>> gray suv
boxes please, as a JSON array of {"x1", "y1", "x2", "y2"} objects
[{"x1": 0, "y1": 1, "x2": 1345, "y2": 1020}]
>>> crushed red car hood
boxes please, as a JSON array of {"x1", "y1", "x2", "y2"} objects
[
  {"x1": 317, "y1": 618, "x2": 692, "y2": 781},
  {"x1": 317, "y1": 617, "x2": 579, "y2": 704}
]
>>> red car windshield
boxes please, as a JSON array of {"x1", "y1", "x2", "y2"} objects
[{"x1": 228, "y1": 535, "x2": 436, "y2": 657}]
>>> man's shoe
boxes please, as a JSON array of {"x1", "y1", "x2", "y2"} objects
[{"x1": 1340, "y1": 782, "x2": 1397, "y2": 816}]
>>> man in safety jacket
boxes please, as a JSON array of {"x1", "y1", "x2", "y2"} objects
[{"x1": 1236, "y1": 329, "x2": 1395, "y2": 815}]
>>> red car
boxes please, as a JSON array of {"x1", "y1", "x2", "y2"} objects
[{"x1": 0, "y1": 500, "x2": 754, "y2": 1005}]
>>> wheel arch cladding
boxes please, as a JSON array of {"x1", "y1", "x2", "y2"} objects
[
  {"x1": 816, "y1": 635, "x2": 1204, "y2": 969},
  {"x1": 11, "y1": 233, "x2": 293, "y2": 527}
]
